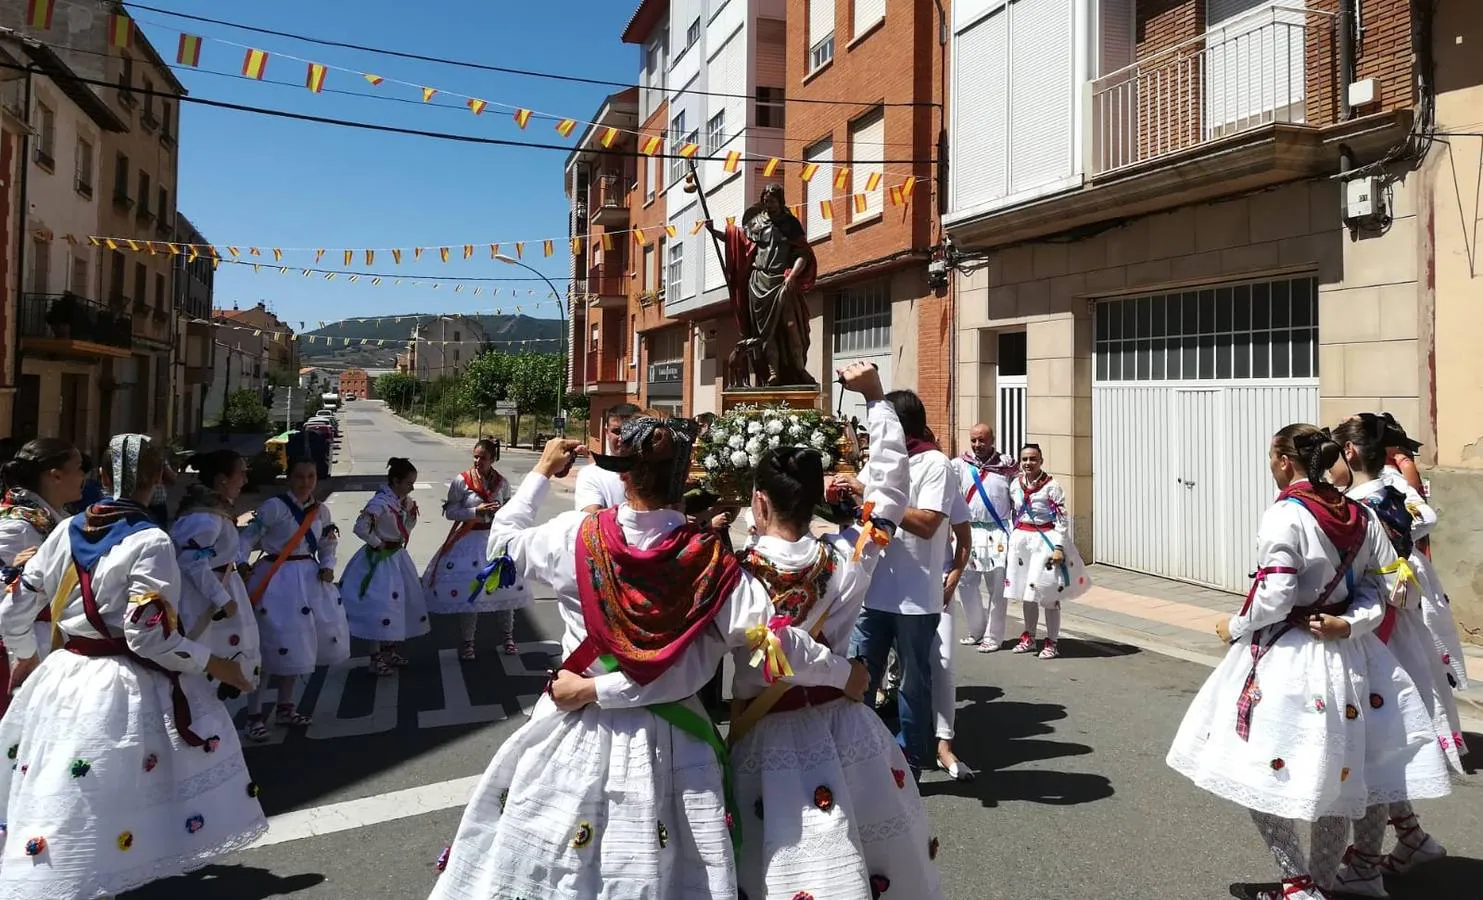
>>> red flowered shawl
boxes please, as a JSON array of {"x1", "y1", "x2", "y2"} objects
[
  {"x1": 740, "y1": 542, "x2": 838, "y2": 627},
  {"x1": 574, "y1": 507, "x2": 742, "y2": 684}
]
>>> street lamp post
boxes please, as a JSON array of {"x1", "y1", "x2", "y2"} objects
[{"x1": 494, "y1": 254, "x2": 567, "y2": 432}]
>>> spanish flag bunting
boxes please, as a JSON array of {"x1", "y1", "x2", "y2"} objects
[
  {"x1": 463, "y1": 244, "x2": 474, "y2": 260},
  {"x1": 724, "y1": 151, "x2": 741, "y2": 173},
  {"x1": 106, "y1": 13, "x2": 132, "y2": 49},
  {"x1": 664, "y1": 224, "x2": 677, "y2": 239},
  {"x1": 421, "y1": 87, "x2": 437, "y2": 103},
  {"x1": 834, "y1": 167, "x2": 850, "y2": 190},
  {"x1": 633, "y1": 228, "x2": 647, "y2": 247},
  {"x1": 727, "y1": 216, "x2": 737, "y2": 227},
  {"x1": 253, "y1": 264, "x2": 262, "y2": 273},
  {"x1": 306, "y1": 63, "x2": 327, "y2": 93},
  {"x1": 900, "y1": 176, "x2": 917, "y2": 201},
  {"x1": 414, "y1": 248, "x2": 424, "y2": 260},
  {"x1": 343, "y1": 250, "x2": 353, "y2": 266},
  {"x1": 601, "y1": 127, "x2": 619, "y2": 148},
  {"x1": 556, "y1": 119, "x2": 577, "y2": 138},
  {"x1": 888, "y1": 185, "x2": 903, "y2": 207},
  {"x1": 763, "y1": 158, "x2": 781, "y2": 177},
  {"x1": 489, "y1": 243, "x2": 500, "y2": 258},
  {"x1": 789, "y1": 204, "x2": 802, "y2": 218},
  {"x1": 366, "y1": 249, "x2": 375, "y2": 265},
  {"x1": 600, "y1": 233, "x2": 613, "y2": 252},
  {"x1": 543, "y1": 240, "x2": 554, "y2": 257},
  {"x1": 691, "y1": 220, "x2": 706, "y2": 235},
  {"x1": 570, "y1": 237, "x2": 583, "y2": 255},
  {"x1": 272, "y1": 249, "x2": 283, "y2": 262},
  {"x1": 439, "y1": 247, "x2": 450, "y2": 263},
  {"x1": 819, "y1": 200, "x2": 834, "y2": 220},
  {"x1": 167, "y1": 242, "x2": 181, "y2": 255},
  {"x1": 800, "y1": 163, "x2": 819, "y2": 183},
  {"x1": 364, "y1": 73, "x2": 384, "y2": 86},
  {"x1": 392, "y1": 249, "x2": 402, "y2": 264},
  {"x1": 314, "y1": 249, "x2": 325, "y2": 263},
  {"x1": 468, "y1": 98, "x2": 487, "y2": 116},
  {"x1": 249, "y1": 247, "x2": 261, "y2": 257},
  {"x1": 227, "y1": 246, "x2": 240, "y2": 257},
  {"x1": 26, "y1": 0, "x2": 54, "y2": 30},
  {"x1": 640, "y1": 135, "x2": 663, "y2": 156},
  {"x1": 678, "y1": 143, "x2": 700, "y2": 158},
  {"x1": 513, "y1": 109, "x2": 533, "y2": 129},
  {"x1": 372, "y1": 277, "x2": 382, "y2": 286},
  {"x1": 865, "y1": 172, "x2": 882, "y2": 192},
  {"x1": 104, "y1": 238, "x2": 118, "y2": 250},
  {"x1": 242, "y1": 48, "x2": 268, "y2": 80},
  {"x1": 514, "y1": 242, "x2": 524, "y2": 259},
  {"x1": 188, "y1": 245, "x2": 199, "y2": 261},
  {"x1": 854, "y1": 193, "x2": 868, "y2": 214}
]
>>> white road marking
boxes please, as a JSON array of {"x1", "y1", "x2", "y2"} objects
[
  {"x1": 249, "y1": 774, "x2": 482, "y2": 849},
  {"x1": 307, "y1": 658, "x2": 400, "y2": 739},
  {"x1": 418, "y1": 648, "x2": 510, "y2": 728}
]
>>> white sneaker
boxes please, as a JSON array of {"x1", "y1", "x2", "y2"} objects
[{"x1": 977, "y1": 639, "x2": 1002, "y2": 653}]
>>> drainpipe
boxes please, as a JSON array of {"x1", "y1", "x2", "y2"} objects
[
  {"x1": 1338, "y1": 0, "x2": 1355, "y2": 121},
  {"x1": 9, "y1": 67, "x2": 31, "y2": 437}
]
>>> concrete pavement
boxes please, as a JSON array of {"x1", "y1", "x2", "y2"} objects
[{"x1": 121, "y1": 401, "x2": 1483, "y2": 899}]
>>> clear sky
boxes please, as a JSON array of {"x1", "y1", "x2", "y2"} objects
[{"x1": 132, "y1": 0, "x2": 637, "y2": 331}]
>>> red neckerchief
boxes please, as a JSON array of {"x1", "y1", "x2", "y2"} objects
[
  {"x1": 572, "y1": 507, "x2": 741, "y2": 685},
  {"x1": 1278, "y1": 479, "x2": 1368, "y2": 554},
  {"x1": 905, "y1": 436, "x2": 939, "y2": 458},
  {"x1": 461, "y1": 467, "x2": 504, "y2": 504}
]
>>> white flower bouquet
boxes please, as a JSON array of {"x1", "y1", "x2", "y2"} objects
[{"x1": 691, "y1": 405, "x2": 847, "y2": 501}]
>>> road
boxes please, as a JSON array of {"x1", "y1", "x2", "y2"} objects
[{"x1": 125, "y1": 401, "x2": 1483, "y2": 899}]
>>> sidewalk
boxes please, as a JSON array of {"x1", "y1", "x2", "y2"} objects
[{"x1": 1062, "y1": 564, "x2": 1483, "y2": 717}]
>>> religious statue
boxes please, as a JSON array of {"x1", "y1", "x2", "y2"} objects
[{"x1": 710, "y1": 184, "x2": 817, "y2": 388}]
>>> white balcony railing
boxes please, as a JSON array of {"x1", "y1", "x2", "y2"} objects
[{"x1": 1089, "y1": 5, "x2": 1332, "y2": 177}]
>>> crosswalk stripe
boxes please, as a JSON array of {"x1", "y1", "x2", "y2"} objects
[{"x1": 249, "y1": 775, "x2": 482, "y2": 848}]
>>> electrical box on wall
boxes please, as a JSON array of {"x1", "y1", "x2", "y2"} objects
[
  {"x1": 1347, "y1": 78, "x2": 1378, "y2": 108},
  {"x1": 1343, "y1": 176, "x2": 1384, "y2": 223}
]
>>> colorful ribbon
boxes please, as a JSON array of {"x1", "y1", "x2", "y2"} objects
[
  {"x1": 469, "y1": 553, "x2": 517, "y2": 596},
  {"x1": 745, "y1": 615, "x2": 795, "y2": 684},
  {"x1": 851, "y1": 500, "x2": 897, "y2": 562}
]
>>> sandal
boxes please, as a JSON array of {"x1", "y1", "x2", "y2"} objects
[
  {"x1": 383, "y1": 649, "x2": 410, "y2": 668},
  {"x1": 368, "y1": 655, "x2": 396, "y2": 677},
  {"x1": 459, "y1": 641, "x2": 477, "y2": 661},
  {"x1": 243, "y1": 715, "x2": 271, "y2": 743},
  {"x1": 502, "y1": 637, "x2": 519, "y2": 655},
  {"x1": 273, "y1": 704, "x2": 312, "y2": 727}
]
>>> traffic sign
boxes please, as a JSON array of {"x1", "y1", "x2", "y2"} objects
[{"x1": 493, "y1": 401, "x2": 517, "y2": 414}]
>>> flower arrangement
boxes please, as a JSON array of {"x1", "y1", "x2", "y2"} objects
[{"x1": 692, "y1": 405, "x2": 846, "y2": 499}]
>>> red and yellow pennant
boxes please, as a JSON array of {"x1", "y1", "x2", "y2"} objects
[
  {"x1": 900, "y1": 175, "x2": 917, "y2": 201},
  {"x1": 514, "y1": 242, "x2": 525, "y2": 259},
  {"x1": 364, "y1": 73, "x2": 384, "y2": 86},
  {"x1": 570, "y1": 237, "x2": 583, "y2": 255},
  {"x1": 439, "y1": 247, "x2": 450, "y2": 263},
  {"x1": 421, "y1": 87, "x2": 437, "y2": 103},
  {"x1": 762, "y1": 158, "x2": 780, "y2": 177},
  {"x1": 365, "y1": 250, "x2": 375, "y2": 265},
  {"x1": 556, "y1": 119, "x2": 577, "y2": 138},
  {"x1": 724, "y1": 150, "x2": 741, "y2": 173},
  {"x1": 468, "y1": 98, "x2": 487, "y2": 116},
  {"x1": 819, "y1": 199, "x2": 834, "y2": 221},
  {"x1": 343, "y1": 250, "x2": 353, "y2": 266},
  {"x1": 513, "y1": 109, "x2": 533, "y2": 129},
  {"x1": 601, "y1": 127, "x2": 619, "y2": 148},
  {"x1": 489, "y1": 243, "x2": 500, "y2": 258},
  {"x1": 853, "y1": 193, "x2": 868, "y2": 214},
  {"x1": 26, "y1": 0, "x2": 54, "y2": 31},
  {"x1": 107, "y1": 13, "x2": 132, "y2": 49},
  {"x1": 242, "y1": 49, "x2": 268, "y2": 80},
  {"x1": 633, "y1": 227, "x2": 648, "y2": 247},
  {"x1": 865, "y1": 172, "x2": 882, "y2": 192},
  {"x1": 542, "y1": 240, "x2": 554, "y2": 257},
  {"x1": 833, "y1": 167, "x2": 850, "y2": 191},
  {"x1": 678, "y1": 142, "x2": 700, "y2": 159},
  {"x1": 176, "y1": 33, "x2": 202, "y2": 67},
  {"x1": 800, "y1": 162, "x2": 819, "y2": 183},
  {"x1": 691, "y1": 220, "x2": 706, "y2": 235},
  {"x1": 306, "y1": 63, "x2": 327, "y2": 94},
  {"x1": 600, "y1": 233, "x2": 613, "y2": 252},
  {"x1": 391, "y1": 249, "x2": 402, "y2": 265},
  {"x1": 664, "y1": 224, "x2": 678, "y2": 238},
  {"x1": 640, "y1": 135, "x2": 663, "y2": 156}
]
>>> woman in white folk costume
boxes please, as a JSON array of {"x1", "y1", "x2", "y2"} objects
[
  {"x1": 1378, "y1": 415, "x2": 1468, "y2": 694},
  {"x1": 342, "y1": 457, "x2": 429, "y2": 675},
  {"x1": 0, "y1": 434, "x2": 263, "y2": 899},
  {"x1": 430, "y1": 416, "x2": 869, "y2": 900},
  {"x1": 422, "y1": 439, "x2": 524, "y2": 660},
  {"x1": 171, "y1": 449, "x2": 262, "y2": 699},
  {"x1": 1005, "y1": 443, "x2": 1091, "y2": 659},
  {"x1": 1327, "y1": 414, "x2": 1461, "y2": 894},
  {"x1": 239, "y1": 457, "x2": 349, "y2": 741},
  {"x1": 1166, "y1": 424, "x2": 1451, "y2": 900},
  {"x1": 0, "y1": 439, "x2": 85, "y2": 712},
  {"x1": 949, "y1": 424, "x2": 1016, "y2": 652}
]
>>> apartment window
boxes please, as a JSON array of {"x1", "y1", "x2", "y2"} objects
[
  {"x1": 454, "y1": 330, "x2": 461, "y2": 342},
  {"x1": 113, "y1": 152, "x2": 129, "y2": 204},
  {"x1": 850, "y1": 108, "x2": 884, "y2": 221},
  {"x1": 686, "y1": 17, "x2": 701, "y2": 52},
  {"x1": 109, "y1": 251, "x2": 125, "y2": 302},
  {"x1": 154, "y1": 273, "x2": 165, "y2": 309},
  {"x1": 706, "y1": 111, "x2": 726, "y2": 155},
  {"x1": 803, "y1": 138, "x2": 833, "y2": 241},
  {"x1": 756, "y1": 87, "x2": 786, "y2": 129},
  {"x1": 157, "y1": 186, "x2": 169, "y2": 225},
  {"x1": 642, "y1": 244, "x2": 655, "y2": 292},
  {"x1": 808, "y1": 0, "x2": 836, "y2": 71},
  {"x1": 831, "y1": 280, "x2": 891, "y2": 355},
  {"x1": 141, "y1": 77, "x2": 155, "y2": 123},
  {"x1": 74, "y1": 137, "x2": 93, "y2": 197},
  {"x1": 646, "y1": 156, "x2": 657, "y2": 202},
  {"x1": 117, "y1": 54, "x2": 135, "y2": 105},
  {"x1": 667, "y1": 240, "x2": 684, "y2": 300},
  {"x1": 1093, "y1": 277, "x2": 1320, "y2": 382},
  {"x1": 655, "y1": 237, "x2": 666, "y2": 293},
  {"x1": 133, "y1": 262, "x2": 146, "y2": 304},
  {"x1": 29, "y1": 238, "x2": 50, "y2": 294},
  {"x1": 33, "y1": 100, "x2": 55, "y2": 168},
  {"x1": 668, "y1": 112, "x2": 687, "y2": 183},
  {"x1": 70, "y1": 255, "x2": 87, "y2": 295},
  {"x1": 136, "y1": 170, "x2": 151, "y2": 214},
  {"x1": 853, "y1": 0, "x2": 885, "y2": 38},
  {"x1": 160, "y1": 101, "x2": 173, "y2": 140}
]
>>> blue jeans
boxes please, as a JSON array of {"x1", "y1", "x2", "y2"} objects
[{"x1": 850, "y1": 608, "x2": 940, "y2": 775}]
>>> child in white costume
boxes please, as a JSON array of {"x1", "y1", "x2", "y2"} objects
[
  {"x1": 171, "y1": 449, "x2": 262, "y2": 696},
  {"x1": 1166, "y1": 425, "x2": 1450, "y2": 900},
  {"x1": 430, "y1": 420, "x2": 866, "y2": 900},
  {"x1": 342, "y1": 457, "x2": 429, "y2": 675},
  {"x1": 1004, "y1": 443, "x2": 1091, "y2": 659},
  {"x1": 422, "y1": 439, "x2": 525, "y2": 659},
  {"x1": 239, "y1": 457, "x2": 349, "y2": 740},
  {"x1": 0, "y1": 434, "x2": 263, "y2": 900}
]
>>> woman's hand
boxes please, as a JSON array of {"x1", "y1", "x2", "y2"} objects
[
  {"x1": 843, "y1": 659, "x2": 872, "y2": 702},
  {"x1": 12, "y1": 547, "x2": 37, "y2": 568},
  {"x1": 318, "y1": 567, "x2": 335, "y2": 583},
  {"x1": 1050, "y1": 548, "x2": 1066, "y2": 565},
  {"x1": 549, "y1": 669, "x2": 598, "y2": 711},
  {"x1": 1308, "y1": 614, "x2": 1351, "y2": 641},
  {"x1": 1215, "y1": 618, "x2": 1232, "y2": 644},
  {"x1": 8, "y1": 654, "x2": 39, "y2": 692},
  {"x1": 206, "y1": 655, "x2": 254, "y2": 693},
  {"x1": 220, "y1": 600, "x2": 238, "y2": 619}
]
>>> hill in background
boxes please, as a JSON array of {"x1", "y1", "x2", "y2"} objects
[{"x1": 296, "y1": 314, "x2": 566, "y2": 370}]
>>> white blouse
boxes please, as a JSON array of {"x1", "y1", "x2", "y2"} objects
[
  {"x1": 353, "y1": 485, "x2": 419, "y2": 549},
  {"x1": 171, "y1": 509, "x2": 244, "y2": 613},
  {"x1": 443, "y1": 470, "x2": 511, "y2": 523},
  {"x1": 1010, "y1": 475, "x2": 1070, "y2": 546},
  {"x1": 238, "y1": 494, "x2": 339, "y2": 570}
]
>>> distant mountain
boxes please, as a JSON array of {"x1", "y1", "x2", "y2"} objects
[{"x1": 296, "y1": 314, "x2": 566, "y2": 369}]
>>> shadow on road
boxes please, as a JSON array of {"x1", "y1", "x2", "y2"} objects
[
  {"x1": 1460, "y1": 731, "x2": 1481, "y2": 775},
  {"x1": 124, "y1": 864, "x2": 325, "y2": 899},
  {"x1": 920, "y1": 684, "x2": 1115, "y2": 808},
  {"x1": 1054, "y1": 636, "x2": 1143, "y2": 659},
  {"x1": 1231, "y1": 855, "x2": 1483, "y2": 899}
]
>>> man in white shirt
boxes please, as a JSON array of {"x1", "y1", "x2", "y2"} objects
[
  {"x1": 573, "y1": 403, "x2": 640, "y2": 513},
  {"x1": 949, "y1": 423, "x2": 1017, "y2": 651},
  {"x1": 843, "y1": 389, "x2": 955, "y2": 779}
]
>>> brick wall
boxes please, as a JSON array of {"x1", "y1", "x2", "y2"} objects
[{"x1": 0, "y1": 127, "x2": 13, "y2": 409}]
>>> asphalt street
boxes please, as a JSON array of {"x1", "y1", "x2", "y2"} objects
[{"x1": 124, "y1": 401, "x2": 1483, "y2": 899}]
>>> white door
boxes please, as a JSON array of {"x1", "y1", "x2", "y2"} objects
[
  {"x1": 997, "y1": 374, "x2": 1027, "y2": 458},
  {"x1": 1174, "y1": 389, "x2": 1224, "y2": 586}
]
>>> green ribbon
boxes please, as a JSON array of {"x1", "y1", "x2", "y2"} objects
[
  {"x1": 594, "y1": 653, "x2": 741, "y2": 851},
  {"x1": 357, "y1": 545, "x2": 400, "y2": 597}
]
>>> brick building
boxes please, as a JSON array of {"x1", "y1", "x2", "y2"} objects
[
  {"x1": 339, "y1": 368, "x2": 370, "y2": 400},
  {"x1": 945, "y1": 0, "x2": 1463, "y2": 607},
  {"x1": 784, "y1": 0, "x2": 949, "y2": 428}
]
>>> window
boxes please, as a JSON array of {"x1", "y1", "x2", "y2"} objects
[
  {"x1": 853, "y1": 0, "x2": 885, "y2": 37},
  {"x1": 160, "y1": 101, "x2": 173, "y2": 140},
  {"x1": 453, "y1": 330, "x2": 461, "y2": 342},
  {"x1": 849, "y1": 108, "x2": 884, "y2": 221},
  {"x1": 154, "y1": 273, "x2": 165, "y2": 309},
  {"x1": 70, "y1": 255, "x2": 87, "y2": 294},
  {"x1": 756, "y1": 87, "x2": 786, "y2": 129},
  {"x1": 667, "y1": 240, "x2": 684, "y2": 300},
  {"x1": 30, "y1": 238, "x2": 50, "y2": 294},
  {"x1": 686, "y1": 17, "x2": 701, "y2": 52},
  {"x1": 831, "y1": 280, "x2": 891, "y2": 355},
  {"x1": 109, "y1": 251, "x2": 125, "y2": 302},
  {"x1": 142, "y1": 77, "x2": 155, "y2": 122},
  {"x1": 1093, "y1": 277, "x2": 1320, "y2": 382},
  {"x1": 641, "y1": 245, "x2": 654, "y2": 291},
  {"x1": 706, "y1": 111, "x2": 726, "y2": 155},
  {"x1": 136, "y1": 170, "x2": 151, "y2": 216},
  {"x1": 646, "y1": 156, "x2": 657, "y2": 202},
  {"x1": 808, "y1": 0, "x2": 836, "y2": 71},
  {"x1": 33, "y1": 100, "x2": 55, "y2": 168},
  {"x1": 74, "y1": 137, "x2": 93, "y2": 196},
  {"x1": 668, "y1": 112, "x2": 687, "y2": 183},
  {"x1": 803, "y1": 138, "x2": 833, "y2": 241},
  {"x1": 158, "y1": 186, "x2": 170, "y2": 225},
  {"x1": 113, "y1": 152, "x2": 129, "y2": 203},
  {"x1": 133, "y1": 262, "x2": 146, "y2": 305},
  {"x1": 116, "y1": 54, "x2": 135, "y2": 104},
  {"x1": 655, "y1": 237, "x2": 666, "y2": 293}
]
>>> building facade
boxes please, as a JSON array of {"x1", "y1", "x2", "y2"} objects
[
  {"x1": 786, "y1": 0, "x2": 948, "y2": 426},
  {"x1": 406, "y1": 315, "x2": 487, "y2": 382},
  {"x1": 946, "y1": 0, "x2": 1461, "y2": 610},
  {"x1": 338, "y1": 368, "x2": 370, "y2": 399},
  {"x1": 204, "y1": 313, "x2": 269, "y2": 430},
  {"x1": 0, "y1": 54, "x2": 22, "y2": 442},
  {"x1": 173, "y1": 213, "x2": 214, "y2": 443},
  {"x1": 214, "y1": 302, "x2": 298, "y2": 378}
]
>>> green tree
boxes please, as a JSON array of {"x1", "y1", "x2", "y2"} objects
[
  {"x1": 461, "y1": 349, "x2": 515, "y2": 414},
  {"x1": 223, "y1": 389, "x2": 270, "y2": 433},
  {"x1": 376, "y1": 372, "x2": 418, "y2": 410},
  {"x1": 562, "y1": 391, "x2": 590, "y2": 419},
  {"x1": 508, "y1": 352, "x2": 565, "y2": 416}
]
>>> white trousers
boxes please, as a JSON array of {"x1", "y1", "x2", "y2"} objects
[
  {"x1": 933, "y1": 607, "x2": 955, "y2": 741},
  {"x1": 956, "y1": 566, "x2": 1008, "y2": 644}
]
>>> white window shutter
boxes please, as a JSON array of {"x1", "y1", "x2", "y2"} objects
[
  {"x1": 851, "y1": 109, "x2": 885, "y2": 219},
  {"x1": 853, "y1": 0, "x2": 885, "y2": 38},
  {"x1": 809, "y1": 0, "x2": 836, "y2": 49},
  {"x1": 951, "y1": 8, "x2": 1008, "y2": 210},
  {"x1": 1007, "y1": 0, "x2": 1075, "y2": 197},
  {"x1": 804, "y1": 139, "x2": 833, "y2": 241}
]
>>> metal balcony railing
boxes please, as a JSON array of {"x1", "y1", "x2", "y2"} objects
[
  {"x1": 21, "y1": 293, "x2": 133, "y2": 349},
  {"x1": 1088, "y1": 5, "x2": 1330, "y2": 176}
]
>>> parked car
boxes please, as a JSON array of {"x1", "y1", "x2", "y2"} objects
[{"x1": 345, "y1": 393, "x2": 357, "y2": 401}]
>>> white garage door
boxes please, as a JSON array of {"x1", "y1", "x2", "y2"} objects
[
  {"x1": 1091, "y1": 276, "x2": 1319, "y2": 592},
  {"x1": 829, "y1": 279, "x2": 893, "y2": 427}
]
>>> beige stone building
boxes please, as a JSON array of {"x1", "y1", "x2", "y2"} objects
[{"x1": 947, "y1": 0, "x2": 1482, "y2": 636}]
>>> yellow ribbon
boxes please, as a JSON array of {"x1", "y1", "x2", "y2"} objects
[
  {"x1": 851, "y1": 501, "x2": 894, "y2": 562},
  {"x1": 745, "y1": 620, "x2": 794, "y2": 684},
  {"x1": 1372, "y1": 558, "x2": 1418, "y2": 608}
]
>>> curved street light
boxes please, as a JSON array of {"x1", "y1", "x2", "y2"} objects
[{"x1": 494, "y1": 253, "x2": 568, "y2": 432}]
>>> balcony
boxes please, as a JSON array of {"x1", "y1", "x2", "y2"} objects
[
  {"x1": 583, "y1": 355, "x2": 624, "y2": 393},
  {"x1": 589, "y1": 173, "x2": 629, "y2": 227},
  {"x1": 20, "y1": 293, "x2": 133, "y2": 360},
  {"x1": 586, "y1": 272, "x2": 627, "y2": 309}
]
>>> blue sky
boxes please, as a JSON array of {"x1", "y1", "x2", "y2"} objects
[{"x1": 132, "y1": 0, "x2": 637, "y2": 330}]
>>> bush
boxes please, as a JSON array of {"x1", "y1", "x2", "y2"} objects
[
  {"x1": 223, "y1": 389, "x2": 270, "y2": 433},
  {"x1": 376, "y1": 372, "x2": 418, "y2": 410},
  {"x1": 245, "y1": 451, "x2": 283, "y2": 489}
]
